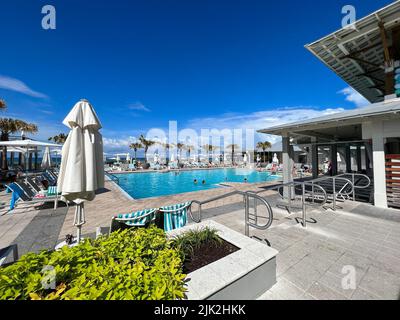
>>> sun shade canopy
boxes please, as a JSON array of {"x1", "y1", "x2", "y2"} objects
[{"x1": 305, "y1": 1, "x2": 400, "y2": 103}]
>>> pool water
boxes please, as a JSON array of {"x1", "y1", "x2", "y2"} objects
[{"x1": 115, "y1": 168, "x2": 278, "y2": 199}]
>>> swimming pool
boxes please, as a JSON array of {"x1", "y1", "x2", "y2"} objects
[{"x1": 115, "y1": 168, "x2": 279, "y2": 199}]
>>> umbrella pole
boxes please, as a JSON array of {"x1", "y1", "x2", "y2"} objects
[{"x1": 74, "y1": 203, "x2": 85, "y2": 243}]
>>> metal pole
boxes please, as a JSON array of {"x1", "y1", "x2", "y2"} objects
[
  {"x1": 245, "y1": 194, "x2": 250, "y2": 237},
  {"x1": 312, "y1": 181, "x2": 315, "y2": 204},
  {"x1": 332, "y1": 177, "x2": 336, "y2": 211},
  {"x1": 254, "y1": 196, "x2": 258, "y2": 225},
  {"x1": 302, "y1": 183, "x2": 306, "y2": 228},
  {"x1": 352, "y1": 174, "x2": 356, "y2": 201}
]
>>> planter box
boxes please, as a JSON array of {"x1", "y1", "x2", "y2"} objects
[{"x1": 168, "y1": 220, "x2": 279, "y2": 300}]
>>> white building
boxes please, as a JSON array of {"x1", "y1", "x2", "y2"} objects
[{"x1": 259, "y1": 1, "x2": 400, "y2": 209}]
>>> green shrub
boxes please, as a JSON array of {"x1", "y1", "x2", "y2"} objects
[
  {"x1": 0, "y1": 226, "x2": 187, "y2": 300},
  {"x1": 171, "y1": 227, "x2": 222, "y2": 261}
]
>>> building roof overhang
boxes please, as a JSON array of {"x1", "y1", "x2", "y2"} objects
[{"x1": 305, "y1": 1, "x2": 400, "y2": 103}]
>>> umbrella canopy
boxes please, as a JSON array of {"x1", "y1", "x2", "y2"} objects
[
  {"x1": 116, "y1": 154, "x2": 120, "y2": 162},
  {"x1": 0, "y1": 139, "x2": 61, "y2": 148},
  {"x1": 57, "y1": 99, "x2": 104, "y2": 243},
  {"x1": 41, "y1": 147, "x2": 52, "y2": 169},
  {"x1": 170, "y1": 153, "x2": 175, "y2": 162},
  {"x1": 126, "y1": 153, "x2": 131, "y2": 162}
]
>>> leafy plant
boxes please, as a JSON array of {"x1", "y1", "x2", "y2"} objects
[
  {"x1": 171, "y1": 227, "x2": 222, "y2": 261},
  {"x1": 0, "y1": 226, "x2": 186, "y2": 300}
]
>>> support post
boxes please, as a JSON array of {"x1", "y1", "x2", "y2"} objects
[
  {"x1": 311, "y1": 139, "x2": 318, "y2": 179},
  {"x1": 331, "y1": 144, "x2": 338, "y2": 176},
  {"x1": 282, "y1": 134, "x2": 294, "y2": 200},
  {"x1": 345, "y1": 144, "x2": 352, "y2": 173},
  {"x1": 371, "y1": 121, "x2": 388, "y2": 208}
]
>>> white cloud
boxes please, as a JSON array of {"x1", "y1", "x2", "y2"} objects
[
  {"x1": 128, "y1": 102, "x2": 150, "y2": 112},
  {"x1": 338, "y1": 87, "x2": 370, "y2": 108},
  {"x1": 103, "y1": 136, "x2": 138, "y2": 153},
  {"x1": 187, "y1": 106, "x2": 344, "y2": 132},
  {"x1": 0, "y1": 75, "x2": 48, "y2": 98}
]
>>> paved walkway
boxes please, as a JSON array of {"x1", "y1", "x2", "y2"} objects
[{"x1": 201, "y1": 194, "x2": 400, "y2": 300}]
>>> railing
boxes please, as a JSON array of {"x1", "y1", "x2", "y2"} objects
[
  {"x1": 336, "y1": 173, "x2": 371, "y2": 202},
  {"x1": 189, "y1": 190, "x2": 274, "y2": 237},
  {"x1": 255, "y1": 181, "x2": 328, "y2": 227},
  {"x1": 307, "y1": 176, "x2": 354, "y2": 210}
]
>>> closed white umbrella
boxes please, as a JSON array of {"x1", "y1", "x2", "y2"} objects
[
  {"x1": 57, "y1": 99, "x2": 104, "y2": 243},
  {"x1": 41, "y1": 147, "x2": 52, "y2": 169},
  {"x1": 170, "y1": 153, "x2": 175, "y2": 163},
  {"x1": 116, "y1": 154, "x2": 120, "y2": 162},
  {"x1": 126, "y1": 153, "x2": 131, "y2": 162}
]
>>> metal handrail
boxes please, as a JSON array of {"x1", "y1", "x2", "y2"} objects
[
  {"x1": 189, "y1": 190, "x2": 274, "y2": 236},
  {"x1": 308, "y1": 176, "x2": 354, "y2": 210},
  {"x1": 255, "y1": 181, "x2": 328, "y2": 227},
  {"x1": 336, "y1": 173, "x2": 371, "y2": 201}
]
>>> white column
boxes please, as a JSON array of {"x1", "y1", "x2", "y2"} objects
[
  {"x1": 371, "y1": 121, "x2": 388, "y2": 208},
  {"x1": 282, "y1": 133, "x2": 294, "y2": 199}
]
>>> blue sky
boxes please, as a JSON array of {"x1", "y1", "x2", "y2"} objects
[{"x1": 0, "y1": 0, "x2": 392, "y2": 154}]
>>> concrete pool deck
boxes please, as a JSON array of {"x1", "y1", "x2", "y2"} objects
[{"x1": 1, "y1": 178, "x2": 399, "y2": 300}]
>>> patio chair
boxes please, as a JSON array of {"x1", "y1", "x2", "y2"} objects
[
  {"x1": 6, "y1": 182, "x2": 63, "y2": 211},
  {"x1": 110, "y1": 202, "x2": 192, "y2": 233},
  {"x1": 41, "y1": 171, "x2": 57, "y2": 186},
  {"x1": 110, "y1": 208, "x2": 158, "y2": 232},
  {"x1": 161, "y1": 202, "x2": 191, "y2": 232},
  {"x1": 25, "y1": 176, "x2": 43, "y2": 193}
]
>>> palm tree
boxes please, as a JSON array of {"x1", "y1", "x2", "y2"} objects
[
  {"x1": 48, "y1": 133, "x2": 68, "y2": 144},
  {"x1": 202, "y1": 144, "x2": 219, "y2": 163},
  {"x1": 226, "y1": 144, "x2": 239, "y2": 165},
  {"x1": 0, "y1": 118, "x2": 38, "y2": 170},
  {"x1": 257, "y1": 141, "x2": 272, "y2": 164},
  {"x1": 162, "y1": 143, "x2": 174, "y2": 165},
  {"x1": 129, "y1": 142, "x2": 143, "y2": 160},
  {"x1": 177, "y1": 143, "x2": 185, "y2": 163},
  {"x1": 139, "y1": 135, "x2": 155, "y2": 163}
]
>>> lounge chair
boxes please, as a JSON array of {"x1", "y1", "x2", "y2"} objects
[
  {"x1": 110, "y1": 202, "x2": 191, "y2": 233},
  {"x1": 6, "y1": 182, "x2": 64, "y2": 211}
]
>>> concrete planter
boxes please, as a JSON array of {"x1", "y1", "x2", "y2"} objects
[{"x1": 168, "y1": 220, "x2": 279, "y2": 300}]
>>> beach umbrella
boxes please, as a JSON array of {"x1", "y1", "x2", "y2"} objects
[
  {"x1": 116, "y1": 154, "x2": 120, "y2": 162},
  {"x1": 243, "y1": 153, "x2": 248, "y2": 163},
  {"x1": 126, "y1": 153, "x2": 131, "y2": 162},
  {"x1": 41, "y1": 147, "x2": 52, "y2": 169},
  {"x1": 57, "y1": 99, "x2": 104, "y2": 243},
  {"x1": 154, "y1": 153, "x2": 159, "y2": 163},
  {"x1": 170, "y1": 153, "x2": 175, "y2": 163}
]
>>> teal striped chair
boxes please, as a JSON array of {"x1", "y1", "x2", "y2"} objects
[
  {"x1": 113, "y1": 208, "x2": 158, "y2": 228},
  {"x1": 111, "y1": 202, "x2": 192, "y2": 233},
  {"x1": 160, "y1": 202, "x2": 191, "y2": 232}
]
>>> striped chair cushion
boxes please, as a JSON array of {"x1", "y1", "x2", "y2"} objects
[
  {"x1": 46, "y1": 186, "x2": 58, "y2": 196},
  {"x1": 162, "y1": 202, "x2": 190, "y2": 232},
  {"x1": 116, "y1": 208, "x2": 157, "y2": 227}
]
